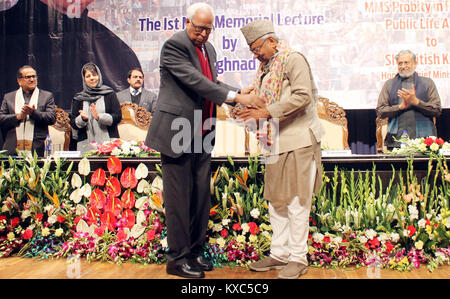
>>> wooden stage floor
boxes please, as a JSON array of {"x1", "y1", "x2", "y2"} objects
[{"x1": 0, "y1": 257, "x2": 448, "y2": 279}]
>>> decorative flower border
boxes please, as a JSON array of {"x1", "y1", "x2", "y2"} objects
[{"x1": 0, "y1": 153, "x2": 449, "y2": 272}]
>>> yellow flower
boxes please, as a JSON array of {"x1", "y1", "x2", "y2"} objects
[
  {"x1": 7, "y1": 232, "x2": 15, "y2": 240},
  {"x1": 398, "y1": 257, "x2": 409, "y2": 266},
  {"x1": 55, "y1": 228, "x2": 64, "y2": 237},
  {"x1": 249, "y1": 235, "x2": 258, "y2": 243},
  {"x1": 42, "y1": 227, "x2": 50, "y2": 237},
  {"x1": 415, "y1": 240, "x2": 424, "y2": 250},
  {"x1": 236, "y1": 235, "x2": 246, "y2": 243}
]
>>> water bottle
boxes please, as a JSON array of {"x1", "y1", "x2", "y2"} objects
[
  {"x1": 400, "y1": 130, "x2": 408, "y2": 147},
  {"x1": 44, "y1": 134, "x2": 52, "y2": 158}
]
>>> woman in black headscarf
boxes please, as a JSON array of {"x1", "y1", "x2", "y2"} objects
[{"x1": 70, "y1": 62, "x2": 122, "y2": 153}]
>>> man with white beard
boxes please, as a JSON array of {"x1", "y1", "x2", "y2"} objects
[{"x1": 376, "y1": 50, "x2": 442, "y2": 149}]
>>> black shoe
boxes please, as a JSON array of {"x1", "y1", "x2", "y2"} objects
[
  {"x1": 191, "y1": 255, "x2": 214, "y2": 272},
  {"x1": 166, "y1": 261, "x2": 205, "y2": 279}
]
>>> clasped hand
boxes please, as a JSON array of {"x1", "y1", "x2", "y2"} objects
[
  {"x1": 79, "y1": 103, "x2": 99, "y2": 121},
  {"x1": 17, "y1": 104, "x2": 35, "y2": 121},
  {"x1": 398, "y1": 84, "x2": 419, "y2": 110}
]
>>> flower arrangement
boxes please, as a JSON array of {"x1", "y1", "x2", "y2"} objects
[
  {"x1": 388, "y1": 135, "x2": 450, "y2": 156},
  {"x1": 0, "y1": 154, "x2": 449, "y2": 272},
  {"x1": 84, "y1": 139, "x2": 160, "y2": 158}
]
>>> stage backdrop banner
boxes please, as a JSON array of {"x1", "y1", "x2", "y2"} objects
[{"x1": 1, "y1": 0, "x2": 449, "y2": 110}]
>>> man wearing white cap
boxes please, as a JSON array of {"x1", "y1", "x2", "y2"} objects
[{"x1": 237, "y1": 20, "x2": 324, "y2": 279}]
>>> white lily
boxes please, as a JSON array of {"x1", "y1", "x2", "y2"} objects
[
  {"x1": 151, "y1": 176, "x2": 163, "y2": 193},
  {"x1": 75, "y1": 204, "x2": 88, "y2": 216},
  {"x1": 129, "y1": 224, "x2": 146, "y2": 239},
  {"x1": 80, "y1": 183, "x2": 92, "y2": 198},
  {"x1": 136, "y1": 179, "x2": 150, "y2": 194},
  {"x1": 76, "y1": 219, "x2": 96, "y2": 238},
  {"x1": 71, "y1": 173, "x2": 82, "y2": 189},
  {"x1": 136, "y1": 210, "x2": 146, "y2": 226},
  {"x1": 70, "y1": 189, "x2": 82, "y2": 203},
  {"x1": 78, "y1": 157, "x2": 90, "y2": 176},
  {"x1": 135, "y1": 196, "x2": 149, "y2": 210},
  {"x1": 135, "y1": 163, "x2": 148, "y2": 179}
]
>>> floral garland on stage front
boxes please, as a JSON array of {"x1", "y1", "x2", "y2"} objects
[
  {"x1": 0, "y1": 152, "x2": 449, "y2": 272},
  {"x1": 84, "y1": 139, "x2": 160, "y2": 158}
]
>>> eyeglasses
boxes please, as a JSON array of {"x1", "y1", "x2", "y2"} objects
[
  {"x1": 20, "y1": 74, "x2": 37, "y2": 80},
  {"x1": 398, "y1": 61, "x2": 412, "y2": 67},
  {"x1": 190, "y1": 19, "x2": 214, "y2": 34},
  {"x1": 250, "y1": 38, "x2": 268, "y2": 55}
]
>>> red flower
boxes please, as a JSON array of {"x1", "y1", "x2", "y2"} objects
[
  {"x1": 116, "y1": 229, "x2": 127, "y2": 242},
  {"x1": 407, "y1": 225, "x2": 416, "y2": 236},
  {"x1": 86, "y1": 207, "x2": 101, "y2": 226},
  {"x1": 57, "y1": 215, "x2": 66, "y2": 223},
  {"x1": 107, "y1": 157, "x2": 122, "y2": 175},
  {"x1": 424, "y1": 137, "x2": 434, "y2": 147},
  {"x1": 0, "y1": 216, "x2": 6, "y2": 221},
  {"x1": 35, "y1": 214, "x2": 44, "y2": 222},
  {"x1": 100, "y1": 211, "x2": 116, "y2": 232},
  {"x1": 147, "y1": 229, "x2": 156, "y2": 241},
  {"x1": 366, "y1": 237, "x2": 380, "y2": 249},
  {"x1": 74, "y1": 216, "x2": 82, "y2": 225},
  {"x1": 121, "y1": 189, "x2": 136, "y2": 209},
  {"x1": 385, "y1": 241, "x2": 394, "y2": 253},
  {"x1": 98, "y1": 143, "x2": 116, "y2": 155},
  {"x1": 90, "y1": 188, "x2": 106, "y2": 210},
  {"x1": 23, "y1": 229, "x2": 33, "y2": 240},
  {"x1": 121, "y1": 209, "x2": 135, "y2": 229},
  {"x1": 323, "y1": 236, "x2": 331, "y2": 243},
  {"x1": 232, "y1": 223, "x2": 242, "y2": 231},
  {"x1": 105, "y1": 176, "x2": 121, "y2": 198},
  {"x1": 91, "y1": 168, "x2": 106, "y2": 186},
  {"x1": 436, "y1": 138, "x2": 445, "y2": 146},
  {"x1": 94, "y1": 225, "x2": 105, "y2": 237},
  {"x1": 120, "y1": 167, "x2": 138, "y2": 189},
  {"x1": 10, "y1": 217, "x2": 20, "y2": 228},
  {"x1": 248, "y1": 222, "x2": 259, "y2": 235},
  {"x1": 221, "y1": 229, "x2": 228, "y2": 238},
  {"x1": 105, "y1": 197, "x2": 123, "y2": 217}
]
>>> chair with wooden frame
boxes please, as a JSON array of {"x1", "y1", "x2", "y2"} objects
[
  {"x1": 118, "y1": 103, "x2": 152, "y2": 142},
  {"x1": 48, "y1": 106, "x2": 71, "y2": 151},
  {"x1": 317, "y1": 96, "x2": 350, "y2": 150}
]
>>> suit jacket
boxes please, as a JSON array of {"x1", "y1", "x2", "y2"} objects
[
  {"x1": 265, "y1": 52, "x2": 324, "y2": 155},
  {"x1": 116, "y1": 88, "x2": 158, "y2": 113},
  {"x1": 0, "y1": 88, "x2": 56, "y2": 156},
  {"x1": 145, "y1": 30, "x2": 237, "y2": 158}
]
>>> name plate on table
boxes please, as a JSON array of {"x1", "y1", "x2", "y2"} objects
[
  {"x1": 439, "y1": 149, "x2": 450, "y2": 156},
  {"x1": 54, "y1": 151, "x2": 82, "y2": 158},
  {"x1": 321, "y1": 150, "x2": 352, "y2": 157}
]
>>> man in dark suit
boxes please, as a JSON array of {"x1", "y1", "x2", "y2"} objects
[
  {"x1": 145, "y1": 2, "x2": 265, "y2": 278},
  {"x1": 0, "y1": 65, "x2": 56, "y2": 156},
  {"x1": 116, "y1": 68, "x2": 158, "y2": 113}
]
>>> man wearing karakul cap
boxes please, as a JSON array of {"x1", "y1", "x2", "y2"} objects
[{"x1": 236, "y1": 20, "x2": 324, "y2": 279}]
